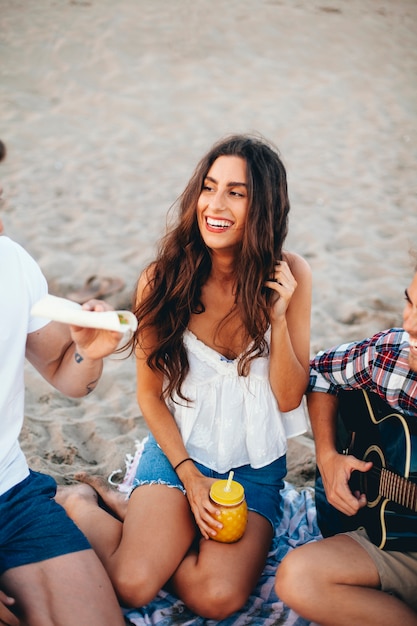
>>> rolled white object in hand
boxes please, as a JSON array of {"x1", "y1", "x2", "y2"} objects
[{"x1": 31, "y1": 294, "x2": 138, "y2": 334}]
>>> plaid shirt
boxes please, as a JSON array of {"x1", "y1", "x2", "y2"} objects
[{"x1": 308, "y1": 328, "x2": 417, "y2": 417}]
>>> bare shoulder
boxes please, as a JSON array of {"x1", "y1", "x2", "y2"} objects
[
  {"x1": 136, "y1": 263, "x2": 157, "y2": 304},
  {"x1": 283, "y1": 251, "x2": 312, "y2": 282}
]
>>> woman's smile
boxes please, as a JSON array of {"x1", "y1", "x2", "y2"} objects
[{"x1": 205, "y1": 216, "x2": 234, "y2": 232}]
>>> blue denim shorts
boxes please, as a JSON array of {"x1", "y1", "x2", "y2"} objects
[
  {"x1": 133, "y1": 434, "x2": 286, "y2": 529},
  {"x1": 0, "y1": 470, "x2": 91, "y2": 575}
]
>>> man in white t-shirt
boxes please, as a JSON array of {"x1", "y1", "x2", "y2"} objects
[{"x1": 0, "y1": 168, "x2": 125, "y2": 625}]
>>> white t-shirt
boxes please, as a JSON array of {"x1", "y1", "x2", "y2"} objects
[
  {"x1": 168, "y1": 328, "x2": 308, "y2": 473},
  {"x1": 0, "y1": 237, "x2": 49, "y2": 495}
]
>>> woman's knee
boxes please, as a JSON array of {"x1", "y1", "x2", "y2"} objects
[
  {"x1": 112, "y1": 562, "x2": 160, "y2": 608},
  {"x1": 185, "y1": 577, "x2": 248, "y2": 620}
]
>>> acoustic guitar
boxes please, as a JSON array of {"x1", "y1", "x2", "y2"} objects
[{"x1": 315, "y1": 389, "x2": 417, "y2": 551}]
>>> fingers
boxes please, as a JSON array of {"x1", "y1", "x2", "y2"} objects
[
  {"x1": 265, "y1": 261, "x2": 296, "y2": 292},
  {"x1": 352, "y1": 490, "x2": 368, "y2": 510},
  {"x1": 185, "y1": 480, "x2": 223, "y2": 540},
  {"x1": 0, "y1": 592, "x2": 19, "y2": 626},
  {"x1": 0, "y1": 591, "x2": 15, "y2": 606},
  {"x1": 267, "y1": 260, "x2": 284, "y2": 284},
  {"x1": 321, "y1": 455, "x2": 373, "y2": 517},
  {"x1": 81, "y1": 299, "x2": 113, "y2": 312},
  {"x1": 192, "y1": 497, "x2": 223, "y2": 540},
  {"x1": 264, "y1": 261, "x2": 298, "y2": 321},
  {"x1": 70, "y1": 327, "x2": 123, "y2": 360},
  {"x1": 332, "y1": 482, "x2": 365, "y2": 517},
  {"x1": 355, "y1": 459, "x2": 373, "y2": 473},
  {"x1": 69, "y1": 300, "x2": 122, "y2": 357},
  {"x1": 266, "y1": 261, "x2": 284, "y2": 286}
]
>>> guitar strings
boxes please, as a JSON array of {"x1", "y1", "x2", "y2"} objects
[{"x1": 364, "y1": 466, "x2": 417, "y2": 511}]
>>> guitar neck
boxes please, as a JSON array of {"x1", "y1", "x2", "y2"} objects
[{"x1": 376, "y1": 467, "x2": 417, "y2": 512}]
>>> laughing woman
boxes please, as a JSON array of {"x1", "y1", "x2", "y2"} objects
[{"x1": 60, "y1": 134, "x2": 312, "y2": 619}]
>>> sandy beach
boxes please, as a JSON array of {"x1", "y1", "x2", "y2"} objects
[{"x1": 1, "y1": 0, "x2": 416, "y2": 490}]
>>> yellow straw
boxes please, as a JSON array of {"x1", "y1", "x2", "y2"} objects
[{"x1": 225, "y1": 470, "x2": 234, "y2": 492}]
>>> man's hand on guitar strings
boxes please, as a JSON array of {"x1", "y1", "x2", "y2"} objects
[{"x1": 319, "y1": 452, "x2": 373, "y2": 517}]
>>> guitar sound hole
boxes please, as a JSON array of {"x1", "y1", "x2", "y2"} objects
[{"x1": 361, "y1": 446, "x2": 384, "y2": 506}]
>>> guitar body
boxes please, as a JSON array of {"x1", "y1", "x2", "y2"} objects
[{"x1": 315, "y1": 390, "x2": 417, "y2": 551}]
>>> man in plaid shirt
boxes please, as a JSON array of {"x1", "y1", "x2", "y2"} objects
[{"x1": 276, "y1": 270, "x2": 417, "y2": 625}]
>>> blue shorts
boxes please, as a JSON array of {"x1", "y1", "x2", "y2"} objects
[
  {"x1": 0, "y1": 470, "x2": 91, "y2": 575},
  {"x1": 133, "y1": 434, "x2": 286, "y2": 529}
]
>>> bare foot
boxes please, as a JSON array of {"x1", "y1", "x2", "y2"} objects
[
  {"x1": 55, "y1": 482, "x2": 99, "y2": 518},
  {"x1": 75, "y1": 472, "x2": 128, "y2": 521}
]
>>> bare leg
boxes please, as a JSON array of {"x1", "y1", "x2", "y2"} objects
[
  {"x1": 56, "y1": 482, "x2": 127, "y2": 581},
  {"x1": 170, "y1": 511, "x2": 273, "y2": 621},
  {"x1": 56, "y1": 482, "x2": 126, "y2": 571},
  {"x1": 1, "y1": 550, "x2": 125, "y2": 626},
  {"x1": 275, "y1": 535, "x2": 417, "y2": 626},
  {"x1": 58, "y1": 482, "x2": 196, "y2": 608}
]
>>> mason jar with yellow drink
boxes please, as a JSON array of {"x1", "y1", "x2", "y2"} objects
[{"x1": 209, "y1": 471, "x2": 248, "y2": 543}]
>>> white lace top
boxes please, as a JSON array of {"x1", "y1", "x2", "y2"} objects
[{"x1": 167, "y1": 328, "x2": 308, "y2": 473}]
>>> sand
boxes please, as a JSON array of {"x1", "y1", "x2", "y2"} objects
[{"x1": 1, "y1": 0, "x2": 416, "y2": 489}]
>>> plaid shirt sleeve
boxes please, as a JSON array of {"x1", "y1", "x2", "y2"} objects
[
  {"x1": 308, "y1": 331, "x2": 388, "y2": 395},
  {"x1": 308, "y1": 329, "x2": 417, "y2": 416}
]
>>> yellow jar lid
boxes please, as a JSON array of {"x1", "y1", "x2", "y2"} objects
[{"x1": 210, "y1": 479, "x2": 245, "y2": 506}]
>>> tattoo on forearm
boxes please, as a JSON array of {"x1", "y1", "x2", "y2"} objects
[
  {"x1": 74, "y1": 352, "x2": 99, "y2": 394},
  {"x1": 86, "y1": 378, "x2": 99, "y2": 394}
]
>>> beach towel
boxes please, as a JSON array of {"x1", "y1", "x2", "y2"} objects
[{"x1": 110, "y1": 440, "x2": 321, "y2": 626}]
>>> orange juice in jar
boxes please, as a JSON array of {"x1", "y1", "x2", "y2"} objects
[{"x1": 209, "y1": 472, "x2": 248, "y2": 543}]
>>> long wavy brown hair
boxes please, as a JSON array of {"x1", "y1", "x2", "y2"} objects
[{"x1": 132, "y1": 134, "x2": 290, "y2": 401}]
